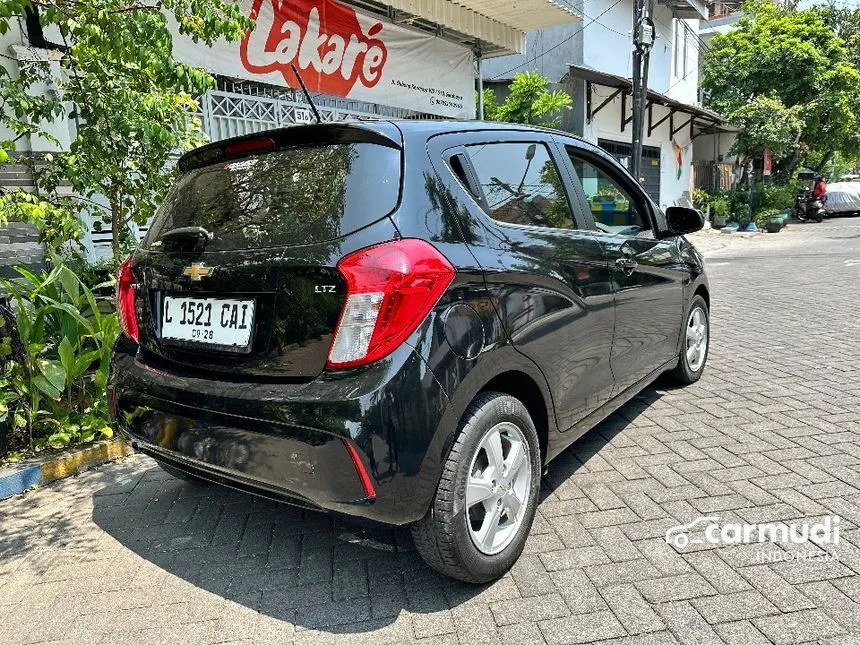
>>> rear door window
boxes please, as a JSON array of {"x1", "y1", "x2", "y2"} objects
[
  {"x1": 464, "y1": 142, "x2": 576, "y2": 230},
  {"x1": 144, "y1": 143, "x2": 400, "y2": 252}
]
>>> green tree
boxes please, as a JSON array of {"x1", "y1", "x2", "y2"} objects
[
  {"x1": 0, "y1": 0, "x2": 252, "y2": 258},
  {"x1": 701, "y1": 0, "x2": 860, "y2": 176},
  {"x1": 728, "y1": 94, "x2": 804, "y2": 161},
  {"x1": 817, "y1": 1, "x2": 860, "y2": 72},
  {"x1": 481, "y1": 71, "x2": 572, "y2": 126}
]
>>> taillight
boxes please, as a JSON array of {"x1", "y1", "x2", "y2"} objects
[
  {"x1": 326, "y1": 239, "x2": 455, "y2": 369},
  {"x1": 117, "y1": 257, "x2": 139, "y2": 343}
]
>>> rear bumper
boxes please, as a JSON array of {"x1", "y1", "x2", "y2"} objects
[{"x1": 109, "y1": 336, "x2": 450, "y2": 525}]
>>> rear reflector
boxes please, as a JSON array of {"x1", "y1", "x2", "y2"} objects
[
  {"x1": 342, "y1": 438, "x2": 376, "y2": 501},
  {"x1": 326, "y1": 239, "x2": 455, "y2": 369},
  {"x1": 117, "y1": 257, "x2": 139, "y2": 343}
]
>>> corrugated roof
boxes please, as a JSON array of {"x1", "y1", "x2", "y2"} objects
[
  {"x1": 367, "y1": 0, "x2": 580, "y2": 56},
  {"x1": 450, "y1": 0, "x2": 581, "y2": 31}
]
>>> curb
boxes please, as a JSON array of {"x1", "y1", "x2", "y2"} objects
[{"x1": 0, "y1": 439, "x2": 132, "y2": 501}]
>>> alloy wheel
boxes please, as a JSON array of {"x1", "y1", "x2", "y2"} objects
[
  {"x1": 685, "y1": 307, "x2": 708, "y2": 372},
  {"x1": 465, "y1": 421, "x2": 532, "y2": 555}
]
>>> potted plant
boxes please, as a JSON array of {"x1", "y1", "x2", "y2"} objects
[
  {"x1": 756, "y1": 208, "x2": 783, "y2": 233},
  {"x1": 711, "y1": 196, "x2": 729, "y2": 229},
  {"x1": 765, "y1": 216, "x2": 783, "y2": 233},
  {"x1": 734, "y1": 203, "x2": 753, "y2": 231}
]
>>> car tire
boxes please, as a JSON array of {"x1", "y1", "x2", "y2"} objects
[
  {"x1": 665, "y1": 295, "x2": 709, "y2": 385},
  {"x1": 156, "y1": 461, "x2": 212, "y2": 485},
  {"x1": 411, "y1": 392, "x2": 541, "y2": 583}
]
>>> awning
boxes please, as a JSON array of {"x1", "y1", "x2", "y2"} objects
[
  {"x1": 348, "y1": 0, "x2": 581, "y2": 56},
  {"x1": 657, "y1": 0, "x2": 708, "y2": 19},
  {"x1": 564, "y1": 64, "x2": 735, "y2": 140}
]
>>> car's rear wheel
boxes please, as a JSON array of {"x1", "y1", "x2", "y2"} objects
[
  {"x1": 411, "y1": 392, "x2": 541, "y2": 583},
  {"x1": 666, "y1": 295, "x2": 709, "y2": 385},
  {"x1": 156, "y1": 461, "x2": 212, "y2": 485}
]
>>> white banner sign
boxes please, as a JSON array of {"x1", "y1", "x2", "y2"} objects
[{"x1": 171, "y1": 0, "x2": 475, "y2": 118}]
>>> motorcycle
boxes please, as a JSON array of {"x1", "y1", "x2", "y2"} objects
[{"x1": 795, "y1": 190, "x2": 824, "y2": 222}]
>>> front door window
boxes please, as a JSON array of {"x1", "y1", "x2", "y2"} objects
[{"x1": 566, "y1": 149, "x2": 653, "y2": 238}]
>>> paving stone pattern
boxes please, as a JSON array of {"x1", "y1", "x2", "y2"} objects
[{"x1": 2, "y1": 219, "x2": 859, "y2": 644}]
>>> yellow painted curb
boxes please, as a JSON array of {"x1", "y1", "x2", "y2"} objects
[{"x1": 39, "y1": 440, "x2": 132, "y2": 484}]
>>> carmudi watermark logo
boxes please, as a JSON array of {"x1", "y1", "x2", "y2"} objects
[{"x1": 665, "y1": 515, "x2": 841, "y2": 562}]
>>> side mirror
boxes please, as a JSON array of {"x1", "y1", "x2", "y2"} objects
[{"x1": 665, "y1": 206, "x2": 705, "y2": 235}]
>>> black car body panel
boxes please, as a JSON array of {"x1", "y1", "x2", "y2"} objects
[
  {"x1": 133, "y1": 210, "x2": 399, "y2": 380},
  {"x1": 112, "y1": 331, "x2": 450, "y2": 524},
  {"x1": 110, "y1": 120, "x2": 708, "y2": 527}
]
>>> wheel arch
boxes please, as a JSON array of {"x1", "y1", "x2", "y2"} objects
[
  {"x1": 479, "y1": 371, "x2": 550, "y2": 463},
  {"x1": 693, "y1": 283, "x2": 710, "y2": 310},
  {"x1": 425, "y1": 345, "x2": 558, "y2": 506}
]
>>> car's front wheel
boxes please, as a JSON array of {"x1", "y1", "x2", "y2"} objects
[
  {"x1": 666, "y1": 295, "x2": 709, "y2": 385},
  {"x1": 411, "y1": 392, "x2": 541, "y2": 583}
]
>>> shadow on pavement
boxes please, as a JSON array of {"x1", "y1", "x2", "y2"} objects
[{"x1": 89, "y1": 387, "x2": 661, "y2": 634}]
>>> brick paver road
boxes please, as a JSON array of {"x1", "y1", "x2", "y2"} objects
[{"x1": 3, "y1": 219, "x2": 860, "y2": 645}]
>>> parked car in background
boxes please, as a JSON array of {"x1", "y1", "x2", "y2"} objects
[
  {"x1": 823, "y1": 182, "x2": 860, "y2": 217},
  {"x1": 109, "y1": 121, "x2": 709, "y2": 582}
]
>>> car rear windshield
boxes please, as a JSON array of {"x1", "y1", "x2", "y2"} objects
[{"x1": 144, "y1": 142, "x2": 401, "y2": 252}]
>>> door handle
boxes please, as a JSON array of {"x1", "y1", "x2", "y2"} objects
[{"x1": 615, "y1": 257, "x2": 638, "y2": 272}]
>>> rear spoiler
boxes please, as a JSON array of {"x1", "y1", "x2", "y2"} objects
[{"x1": 178, "y1": 122, "x2": 403, "y2": 173}]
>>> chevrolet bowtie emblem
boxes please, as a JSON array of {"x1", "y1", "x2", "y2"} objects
[{"x1": 183, "y1": 263, "x2": 212, "y2": 281}]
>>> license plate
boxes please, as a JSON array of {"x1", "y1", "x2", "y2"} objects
[{"x1": 162, "y1": 296, "x2": 255, "y2": 348}]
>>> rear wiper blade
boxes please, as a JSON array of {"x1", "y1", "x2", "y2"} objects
[{"x1": 152, "y1": 227, "x2": 214, "y2": 248}]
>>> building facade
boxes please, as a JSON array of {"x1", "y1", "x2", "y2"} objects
[{"x1": 482, "y1": 0, "x2": 728, "y2": 210}]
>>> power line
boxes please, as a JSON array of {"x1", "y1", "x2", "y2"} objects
[
  {"x1": 489, "y1": 0, "x2": 626, "y2": 80},
  {"x1": 489, "y1": 0, "x2": 714, "y2": 83}
]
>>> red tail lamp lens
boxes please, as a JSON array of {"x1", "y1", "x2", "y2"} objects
[
  {"x1": 117, "y1": 257, "x2": 139, "y2": 343},
  {"x1": 326, "y1": 239, "x2": 455, "y2": 369}
]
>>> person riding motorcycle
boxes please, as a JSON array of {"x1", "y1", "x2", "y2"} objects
[
  {"x1": 812, "y1": 174, "x2": 828, "y2": 203},
  {"x1": 798, "y1": 174, "x2": 827, "y2": 222}
]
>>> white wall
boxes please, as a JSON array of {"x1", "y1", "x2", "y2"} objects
[
  {"x1": 692, "y1": 130, "x2": 737, "y2": 163},
  {"x1": 581, "y1": 2, "x2": 698, "y2": 104},
  {"x1": 482, "y1": 0, "x2": 701, "y2": 106},
  {"x1": 583, "y1": 84, "x2": 695, "y2": 210},
  {"x1": 0, "y1": 20, "x2": 28, "y2": 148},
  {"x1": 1, "y1": 19, "x2": 73, "y2": 154}
]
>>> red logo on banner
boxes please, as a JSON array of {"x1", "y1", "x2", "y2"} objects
[{"x1": 240, "y1": 0, "x2": 388, "y2": 98}]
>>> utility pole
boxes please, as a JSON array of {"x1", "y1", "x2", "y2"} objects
[{"x1": 630, "y1": 0, "x2": 655, "y2": 184}]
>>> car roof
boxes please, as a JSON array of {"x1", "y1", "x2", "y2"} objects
[{"x1": 176, "y1": 119, "x2": 593, "y2": 171}]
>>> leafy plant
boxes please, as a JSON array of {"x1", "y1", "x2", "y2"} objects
[
  {"x1": 734, "y1": 203, "x2": 752, "y2": 228},
  {"x1": 481, "y1": 71, "x2": 572, "y2": 126},
  {"x1": 752, "y1": 183, "x2": 797, "y2": 212},
  {"x1": 692, "y1": 188, "x2": 711, "y2": 211},
  {"x1": 0, "y1": 262, "x2": 118, "y2": 456},
  {"x1": 711, "y1": 196, "x2": 730, "y2": 220}
]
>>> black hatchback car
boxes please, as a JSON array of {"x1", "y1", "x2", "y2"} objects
[{"x1": 109, "y1": 120, "x2": 709, "y2": 582}]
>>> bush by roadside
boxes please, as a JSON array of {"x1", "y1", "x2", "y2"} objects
[{"x1": 1, "y1": 262, "x2": 116, "y2": 463}]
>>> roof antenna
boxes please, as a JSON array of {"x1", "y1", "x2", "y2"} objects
[{"x1": 290, "y1": 64, "x2": 322, "y2": 124}]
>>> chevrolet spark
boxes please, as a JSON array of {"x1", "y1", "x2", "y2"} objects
[{"x1": 109, "y1": 121, "x2": 709, "y2": 583}]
